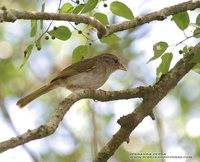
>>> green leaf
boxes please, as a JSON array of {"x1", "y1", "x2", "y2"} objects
[
  {"x1": 172, "y1": 12, "x2": 190, "y2": 30},
  {"x1": 41, "y1": 3, "x2": 45, "y2": 12},
  {"x1": 183, "y1": 46, "x2": 190, "y2": 55},
  {"x1": 72, "y1": 45, "x2": 88, "y2": 63},
  {"x1": 73, "y1": 4, "x2": 84, "y2": 14},
  {"x1": 148, "y1": 41, "x2": 168, "y2": 62},
  {"x1": 93, "y1": 12, "x2": 109, "y2": 25},
  {"x1": 30, "y1": 20, "x2": 37, "y2": 37},
  {"x1": 193, "y1": 63, "x2": 200, "y2": 74},
  {"x1": 194, "y1": 28, "x2": 200, "y2": 38},
  {"x1": 48, "y1": 26, "x2": 71, "y2": 41},
  {"x1": 110, "y1": 1, "x2": 134, "y2": 20},
  {"x1": 60, "y1": 2, "x2": 74, "y2": 13},
  {"x1": 81, "y1": 0, "x2": 98, "y2": 13},
  {"x1": 180, "y1": 96, "x2": 189, "y2": 115},
  {"x1": 191, "y1": 47, "x2": 200, "y2": 63},
  {"x1": 40, "y1": 3, "x2": 45, "y2": 29},
  {"x1": 156, "y1": 52, "x2": 173, "y2": 78},
  {"x1": 100, "y1": 34, "x2": 121, "y2": 44},
  {"x1": 196, "y1": 14, "x2": 200, "y2": 26},
  {"x1": 20, "y1": 44, "x2": 34, "y2": 69},
  {"x1": 35, "y1": 38, "x2": 41, "y2": 50}
]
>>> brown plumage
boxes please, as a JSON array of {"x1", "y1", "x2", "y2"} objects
[{"x1": 16, "y1": 53, "x2": 126, "y2": 108}]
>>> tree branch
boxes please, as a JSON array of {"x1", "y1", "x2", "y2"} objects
[
  {"x1": 0, "y1": 42, "x2": 199, "y2": 157},
  {"x1": 0, "y1": 0, "x2": 200, "y2": 161},
  {"x1": 0, "y1": 9, "x2": 107, "y2": 38},
  {"x1": 107, "y1": 0, "x2": 200, "y2": 35},
  {"x1": 0, "y1": 87, "x2": 147, "y2": 153},
  {"x1": 0, "y1": 0, "x2": 200, "y2": 38},
  {"x1": 93, "y1": 43, "x2": 200, "y2": 162}
]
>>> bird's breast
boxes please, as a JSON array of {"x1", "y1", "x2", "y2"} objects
[{"x1": 60, "y1": 66, "x2": 111, "y2": 90}]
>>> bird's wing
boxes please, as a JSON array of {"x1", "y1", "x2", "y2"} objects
[{"x1": 50, "y1": 58, "x2": 96, "y2": 83}]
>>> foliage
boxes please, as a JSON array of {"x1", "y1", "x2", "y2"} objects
[
  {"x1": 149, "y1": 12, "x2": 200, "y2": 78},
  {"x1": 110, "y1": 1, "x2": 134, "y2": 20},
  {"x1": 48, "y1": 26, "x2": 72, "y2": 40},
  {"x1": 148, "y1": 41, "x2": 168, "y2": 62},
  {"x1": 172, "y1": 11, "x2": 190, "y2": 30},
  {"x1": 72, "y1": 45, "x2": 88, "y2": 63}
]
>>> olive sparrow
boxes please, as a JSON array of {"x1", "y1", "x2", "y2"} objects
[{"x1": 17, "y1": 53, "x2": 126, "y2": 108}]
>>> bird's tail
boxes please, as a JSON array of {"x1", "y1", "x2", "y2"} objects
[{"x1": 17, "y1": 83, "x2": 56, "y2": 108}]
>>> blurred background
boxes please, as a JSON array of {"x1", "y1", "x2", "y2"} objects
[{"x1": 0, "y1": 0, "x2": 200, "y2": 162}]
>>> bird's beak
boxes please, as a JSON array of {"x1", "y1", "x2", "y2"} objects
[{"x1": 118, "y1": 62, "x2": 127, "y2": 71}]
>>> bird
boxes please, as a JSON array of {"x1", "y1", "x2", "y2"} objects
[{"x1": 16, "y1": 53, "x2": 127, "y2": 108}]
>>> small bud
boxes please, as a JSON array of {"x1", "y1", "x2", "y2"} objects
[
  {"x1": 75, "y1": 22, "x2": 79, "y2": 25},
  {"x1": 89, "y1": 42, "x2": 92, "y2": 46},
  {"x1": 51, "y1": 36, "x2": 55, "y2": 40},
  {"x1": 1, "y1": 6, "x2": 7, "y2": 11},
  {"x1": 179, "y1": 50, "x2": 183, "y2": 54},
  {"x1": 37, "y1": 47, "x2": 41, "y2": 51},
  {"x1": 78, "y1": 30, "x2": 82, "y2": 34},
  {"x1": 53, "y1": 26, "x2": 57, "y2": 30},
  {"x1": 76, "y1": 0, "x2": 80, "y2": 4},
  {"x1": 24, "y1": 50, "x2": 27, "y2": 57},
  {"x1": 45, "y1": 36, "x2": 49, "y2": 40},
  {"x1": 103, "y1": 3, "x2": 108, "y2": 7}
]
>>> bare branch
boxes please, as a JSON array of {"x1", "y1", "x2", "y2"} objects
[
  {"x1": 0, "y1": 9, "x2": 107, "y2": 38},
  {"x1": 0, "y1": 87, "x2": 146, "y2": 153},
  {"x1": 107, "y1": 0, "x2": 200, "y2": 35},
  {"x1": 1, "y1": 1, "x2": 200, "y2": 38}
]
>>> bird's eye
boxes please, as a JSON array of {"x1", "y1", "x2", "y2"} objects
[{"x1": 114, "y1": 59, "x2": 118, "y2": 63}]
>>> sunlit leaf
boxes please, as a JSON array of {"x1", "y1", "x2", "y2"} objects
[
  {"x1": 110, "y1": 1, "x2": 134, "y2": 20},
  {"x1": 194, "y1": 28, "x2": 200, "y2": 38},
  {"x1": 180, "y1": 96, "x2": 189, "y2": 115},
  {"x1": 81, "y1": 0, "x2": 98, "y2": 13},
  {"x1": 60, "y1": 2, "x2": 74, "y2": 13},
  {"x1": 193, "y1": 63, "x2": 200, "y2": 74},
  {"x1": 100, "y1": 34, "x2": 121, "y2": 44},
  {"x1": 30, "y1": 20, "x2": 37, "y2": 37},
  {"x1": 183, "y1": 46, "x2": 190, "y2": 55},
  {"x1": 172, "y1": 12, "x2": 190, "y2": 30},
  {"x1": 41, "y1": 3, "x2": 45, "y2": 12},
  {"x1": 20, "y1": 44, "x2": 34, "y2": 69},
  {"x1": 156, "y1": 53, "x2": 173, "y2": 78},
  {"x1": 72, "y1": 45, "x2": 88, "y2": 63},
  {"x1": 196, "y1": 14, "x2": 200, "y2": 26},
  {"x1": 35, "y1": 38, "x2": 41, "y2": 50},
  {"x1": 73, "y1": 4, "x2": 84, "y2": 14},
  {"x1": 148, "y1": 41, "x2": 168, "y2": 62},
  {"x1": 48, "y1": 26, "x2": 71, "y2": 41},
  {"x1": 191, "y1": 47, "x2": 200, "y2": 63},
  {"x1": 40, "y1": 2, "x2": 45, "y2": 29},
  {"x1": 93, "y1": 12, "x2": 109, "y2": 25}
]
